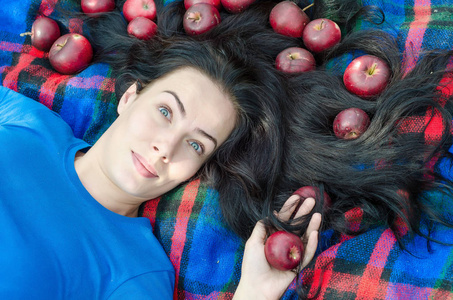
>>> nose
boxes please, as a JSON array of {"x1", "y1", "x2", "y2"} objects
[{"x1": 152, "y1": 144, "x2": 173, "y2": 163}]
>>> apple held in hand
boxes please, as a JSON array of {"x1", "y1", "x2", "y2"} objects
[
  {"x1": 127, "y1": 17, "x2": 158, "y2": 40},
  {"x1": 269, "y1": 1, "x2": 310, "y2": 38},
  {"x1": 20, "y1": 17, "x2": 60, "y2": 52},
  {"x1": 49, "y1": 33, "x2": 93, "y2": 75},
  {"x1": 184, "y1": 0, "x2": 221, "y2": 10},
  {"x1": 275, "y1": 47, "x2": 315, "y2": 74},
  {"x1": 183, "y1": 3, "x2": 220, "y2": 36},
  {"x1": 81, "y1": 0, "x2": 115, "y2": 15},
  {"x1": 343, "y1": 54, "x2": 390, "y2": 98},
  {"x1": 264, "y1": 230, "x2": 304, "y2": 271},
  {"x1": 302, "y1": 18, "x2": 341, "y2": 53},
  {"x1": 122, "y1": 0, "x2": 156, "y2": 22},
  {"x1": 220, "y1": 0, "x2": 256, "y2": 14},
  {"x1": 333, "y1": 107, "x2": 370, "y2": 140}
]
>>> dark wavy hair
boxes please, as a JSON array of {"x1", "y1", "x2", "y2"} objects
[
  {"x1": 56, "y1": 0, "x2": 306, "y2": 239},
  {"x1": 265, "y1": 20, "x2": 453, "y2": 300}
]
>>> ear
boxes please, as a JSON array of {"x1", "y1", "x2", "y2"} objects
[{"x1": 117, "y1": 83, "x2": 138, "y2": 115}]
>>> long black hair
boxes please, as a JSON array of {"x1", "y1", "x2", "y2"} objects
[
  {"x1": 266, "y1": 20, "x2": 453, "y2": 300},
  {"x1": 56, "y1": 0, "x2": 303, "y2": 239}
]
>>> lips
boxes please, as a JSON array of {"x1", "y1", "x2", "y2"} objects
[{"x1": 131, "y1": 151, "x2": 158, "y2": 178}]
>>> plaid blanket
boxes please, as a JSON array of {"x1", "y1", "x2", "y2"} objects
[{"x1": 0, "y1": 0, "x2": 452, "y2": 299}]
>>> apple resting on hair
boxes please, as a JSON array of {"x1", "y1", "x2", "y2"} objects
[
  {"x1": 81, "y1": 0, "x2": 115, "y2": 15},
  {"x1": 302, "y1": 18, "x2": 341, "y2": 53},
  {"x1": 343, "y1": 54, "x2": 390, "y2": 98},
  {"x1": 293, "y1": 185, "x2": 332, "y2": 208},
  {"x1": 184, "y1": 0, "x2": 222, "y2": 10},
  {"x1": 333, "y1": 107, "x2": 370, "y2": 140},
  {"x1": 269, "y1": 1, "x2": 310, "y2": 38},
  {"x1": 183, "y1": 3, "x2": 220, "y2": 36},
  {"x1": 49, "y1": 33, "x2": 93, "y2": 75},
  {"x1": 275, "y1": 47, "x2": 316, "y2": 74},
  {"x1": 264, "y1": 230, "x2": 304, "y2": 271},
  {"x1": 220, "y1": 0, "x2": 256, "y2": 14},
  {"x1": 127, "y1": 17, "x2": 158, "y2": 40},
  {"x1": 122, "y1": 0, "x2": 156, "y2": 22},
  {"x1": 20, "y1": 17, "x2": 60, "y2": 52}
]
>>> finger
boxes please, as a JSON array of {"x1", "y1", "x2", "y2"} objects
[
  {"x1": 301, "y1": 230, "x2": 318, "y2": 268},
  {"x1": 292, "y1": 197, "x2": 316, "y2": 219},
  {"x1": 248, "y1": 220, "x2": 267, "y2": 244},
  {"x1": 276, "y1": 194, "x2": 300, "y2": 221},
  {"x1": 305, "y1": 212, "x2": 322, "y2": 238}
]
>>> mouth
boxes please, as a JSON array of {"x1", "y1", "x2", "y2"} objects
[{"x1": 131, "y1": 151, "x2": 158, "y2": 179}]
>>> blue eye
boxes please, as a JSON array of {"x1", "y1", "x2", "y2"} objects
[
  {"x1": 159, "y1": 107, "x2": 171, "y2": 119},
  {"x1": 189, "y1": 141, "x2": 204, "y2": 155}
]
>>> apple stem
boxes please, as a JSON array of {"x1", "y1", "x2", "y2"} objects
[
  {"x1": 20, "y1": 32, "x2": 32, "y2": 37},
  {"x1": 368, "y1": 63, "x2": 377, "y2": 75},
  {"x1": 302, "y1": 3, "x2": 314, "y2": 11},
  {"x1": 315, "y1": 20, "x2": 325, "y2": 31},
  {"x1": 187, "y1": 12, "x2": 201, "y2": 22},
  {"x1": 288, "y1": 53, "x2": 300, "y2": 60}
]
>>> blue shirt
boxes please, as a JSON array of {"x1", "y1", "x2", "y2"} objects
[{"x1": 0, "y1": 86, "x2": 174, "y2": 299}]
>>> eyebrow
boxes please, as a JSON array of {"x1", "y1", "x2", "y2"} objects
[
  {"x1": 164, "y1": 90, "x2": 218, "y2": 149},
  {"x1": 164, "y1": 90, "x2": 186, "y2": 117}
]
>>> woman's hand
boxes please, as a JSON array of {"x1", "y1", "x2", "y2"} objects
[{"x1": 233, "y1": 195, "x2": 321, "y2": 300}]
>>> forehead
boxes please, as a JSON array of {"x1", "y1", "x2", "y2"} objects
[{"x1": 151, "y1": 67, "x2": 221, "y2": 91}]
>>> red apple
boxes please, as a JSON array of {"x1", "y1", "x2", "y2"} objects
[
  {"x1": 269, "y1": 1, "x2": 310, "y2": 38},
  {"x1": 122, "y1": 0, "x2": 156, "y2": 22},
  {"x1": 343, "y1": 54, "x2": 390, "y2": 98},
  {"x1": 184, "y1": 0, "x2": 221, "y2": 11},
  {"x1": 81, "y1": 0, "x2": 115, "y2": 15},
  {"x1": 49, "y1": 33, "x2": 93, "y2": 75},
  {"x1": 293, "y1": 186, "x2": 332, "y2": 208},
  {"x1": 333, "y1": 107, "x2": 370, "y2": 139},
  {"x1": 302, "y1": 18, "x2": 341, "y2": 53},
  {"x1": 220, "y1": 0, "x2": 256, "y2": 14},
  {"x1": 183, "y1": 3, "x2": 220, "y2": 36},
  {"x1": 275, "y1": 47, "x2": 316, "y2": 74},
  {"x1": 127, "y1": 17, "x2": 158, "y2": 40},
  {"x1": 20, "y1": 17, "x2": 60, "y2": 52},
  {"x1": 264, "y1": 230, "x2": 304, "y2": 271}
]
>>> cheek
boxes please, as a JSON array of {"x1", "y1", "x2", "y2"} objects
[
  {"x1": 127, "y1": 110, "x2": 158, "y2": 138},
  {"x1": 169, "y1": 157, "x2": 205, "y2": 181}
]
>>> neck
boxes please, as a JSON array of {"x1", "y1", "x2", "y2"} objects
[{"x1": 74, "y1": 151, "x2": 143, "y2": 218}]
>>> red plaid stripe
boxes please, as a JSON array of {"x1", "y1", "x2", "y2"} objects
[
  {"x1": 402, "y1": 0, "x2": 432, "y2": 75},
  {"x1": 2, "y1": 54, "x2": 35, "y2": 91},
  {"x1": 38, "y1": 0, "x2": 58, "y2": 17},
  {"x1": 170, "y1": 179, "x2": 200, "y2": 299},
  {"x1": 356, "y1": 229, "x2": 396, "y2": 299},
  {"x1": 142, "y1": 197, "x2": 161, "y2": 229}
]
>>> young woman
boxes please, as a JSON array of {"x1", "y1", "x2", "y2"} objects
[{"x1": 0, "y1": 10, "x2": 321, "y2": 298}]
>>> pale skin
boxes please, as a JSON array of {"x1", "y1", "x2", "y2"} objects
[
  {"x1": 73, "y1": 66, "x2": 321, "y2": 297},
  {"x1": 74, "y1": 67, "x2": 236, "y2": 217},
  {"x1": 234, "y1": 196, "x2": 322, "y2": 300}
]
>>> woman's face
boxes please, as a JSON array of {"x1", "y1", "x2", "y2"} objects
[{"x1": 98, "y1": 67, "x2": 237, "y2": 201}]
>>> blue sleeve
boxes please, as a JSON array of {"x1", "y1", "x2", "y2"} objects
[{"x1": 107, "y1": 271, "x2": 175, "y2": 300}]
